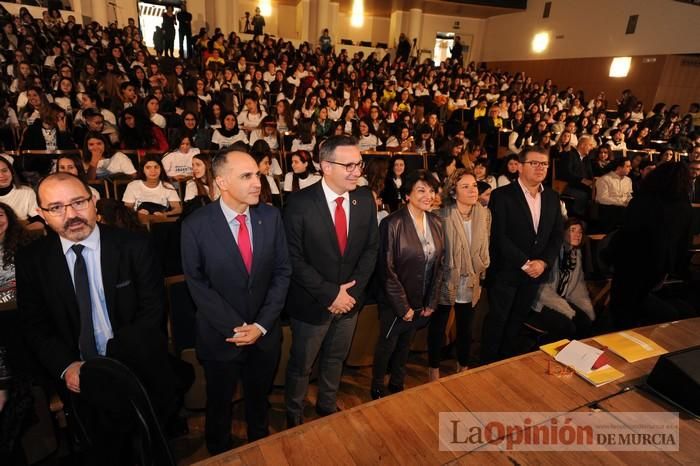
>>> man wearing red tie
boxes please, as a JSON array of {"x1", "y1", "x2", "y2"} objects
[
  {"x1": 181, "y1": 148, "x2": 291, "y2": 454},
  {"x1": 283, "y1": 135, "x2": 379, "y2": 427}
]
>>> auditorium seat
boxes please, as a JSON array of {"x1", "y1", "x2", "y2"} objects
[{"x1": 345, "y1": 304, "x2": 380, "y2": 367}]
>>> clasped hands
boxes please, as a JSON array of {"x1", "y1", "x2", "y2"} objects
[
  {"x1": 226, "y1": 324, "x2": 263, "y2": 346},
  {"x1": 328, "y1": 280, "x2": 356, "y2": 314}
]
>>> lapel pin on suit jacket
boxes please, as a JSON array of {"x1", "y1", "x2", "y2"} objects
[{"x1": 352, "y1": 199, "x2": 357, "y2": 206}]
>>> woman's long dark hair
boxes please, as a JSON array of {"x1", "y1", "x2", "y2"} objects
[
  {"x1": 119, "y1": 107, "x2": 157, "y2": 150},
  {"x1": 290, "y1": 150, "x2": 315, "y2": 192},
  {"x1": 138, "y1": 153, "x2": 173, "y2": 187},
  {"x1": 0, "y1": 202, "x2": 26, "y2": 269},
  {"x1": 82, "y1": 131, "x2": 115, "y2": 164},
  {"x1": 192, "y1": 153, "x2": 217, "y2": 199}
]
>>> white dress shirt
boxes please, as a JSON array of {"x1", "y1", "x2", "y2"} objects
[
  {"x1": 595, "y1": 172, "x2": 633, "y2": 207},
  {"x1": 60, "y1": 227, "x2": 114, "y2": 359},
  {"x1": 517, "y1": 177, "x2": 543, "y2": 233}
]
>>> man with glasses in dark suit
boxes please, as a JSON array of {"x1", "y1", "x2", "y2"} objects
[
  {"x1": 481, "y1": 146, "x2": 564, "y2": 363},
  {"x1": 17, "y1": 173, "x2": 179, "y2": 464},
  {"x1": 284, "y1": 135, "x2": 379, "y2": 427}
]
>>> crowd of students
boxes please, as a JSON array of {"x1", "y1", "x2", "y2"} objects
[{"x1": 0, "y1": 5, "x2": 699, "y2": 463}]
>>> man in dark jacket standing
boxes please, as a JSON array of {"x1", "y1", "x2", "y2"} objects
[
  {"x1": 481, "y1": 146, "x2": 563, "y2": 363},
  {"x1": 177, "y1": 2, "x2": 193, "y2": 59},
  {"x1": 283, "y1": 136, "x2": 378, "y2": 427}
]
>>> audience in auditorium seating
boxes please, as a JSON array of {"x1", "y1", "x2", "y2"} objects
[{"x1": 0, "y1": 5, "x2": 698, "y2": 460}]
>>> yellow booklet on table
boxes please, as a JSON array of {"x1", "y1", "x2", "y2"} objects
[
  {"x1": 539, "y1": 339, "x2": 625, "y2": 387},
  {"x1": 593, "y1": 331, "x2": 668, "y2": 363}
]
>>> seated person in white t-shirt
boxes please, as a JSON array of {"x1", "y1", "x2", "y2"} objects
[
  {"x1": 0, "y1": 157, "x2": 43, "y2": 230},
  {"x1": 283, "y1": 150, "x2": 321, "y2": 192},
  {"x1": 122, "y1": 155, "x2": 182, "y2": 216},
  {"x1": 357, "y1": 118, "x2": 382, "y2": 152},
  {"x1": 237, "y1": 94, "x2": 268, "y2": 132},
  {"x1": 290, "y1": 118, "x2": 317, "y2": 154},
  {"x1": 211, "y1": 112, "x2": 249, "y2": 149},
  {"x1": 82, "y1": 131, "x2": 137, "y2": 180},
  {"x1": 55, "y1": 154, "x2": 101, "y2": 201},
  {"x1": 162, "y1": 134, "x2": 200, "y2": 178},
  {"x1": 184, "y1": 153, "x2": 220, "y2": 202}
]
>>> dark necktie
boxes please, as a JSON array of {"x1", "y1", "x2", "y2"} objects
[
  {"x1": 72, "y1": 244, "x2": 98, "y2": 360},
  {"x1": 334, "y1": 197, "x2": 347, "y2": 255}
]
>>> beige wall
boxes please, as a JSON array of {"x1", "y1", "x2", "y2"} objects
[
  {"x1": 278, "y1": 4, "x2": 299, "y2": 39},
  {"x1": 654, "y1": 55, "x2": 700, "y2": 112},
  {"x1": 482, "y1": 0, "x2": 700, "y2": 62},
  {"x1": 336, "y1": 13, "x2": 391, "y2": 45}
]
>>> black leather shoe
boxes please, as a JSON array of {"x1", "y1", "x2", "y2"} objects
[
  {"x1": 387, "y1": 383, "x2": 404, "y2": 394},
  {"x1": 315, "y1": 404, "x2": 341, "y2": 417},
  {"x1": 286, "y1": 414, "x2": 303, "y2": 428},
  {"x1": 370, "y1": 386, "x2": 386, "y2": 400}
]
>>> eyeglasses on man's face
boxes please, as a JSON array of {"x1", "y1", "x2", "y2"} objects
[
  {"x1": 327, "y1": 160, "x2": 365, "y2": 172},
  {"x1": 40, "y1": 195, "x2": 92, "y2": 217},
  {"x1": 522, "y1": 161, "x2": 549, "y2": 168}
]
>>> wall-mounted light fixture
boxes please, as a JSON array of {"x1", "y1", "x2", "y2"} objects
[
  {"x1": 531, "y1": 32, "x2": 549, "y2": 53},
  {"x1": 609, "y1": 57, "x2": 632, "y2": 77},
  {"x1": 259, "y1": 0, "x2": 272, "y2": 17},
  {"x1": 351, "y1": 0, "x2": 364, "y2": 28}
]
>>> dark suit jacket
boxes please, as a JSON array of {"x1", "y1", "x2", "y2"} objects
[
  {"x1": 283, "y1": 182, "x2": 379, "y2": 324},
  {"x1": 16, "y1": 225, "x2": 166, "y2": 380},
  {"x1": 181, "y1": 200, "x2": 291, "y2": 361},
  {"x1": 378, "y1": 207, "x2": 445, "y2": 317},
  {"x1": 488, "y1": 181, "x2": 564, "y2": 285},
  {"x1": 558, "y1": 149, "x2": 593, "y2": 189}
]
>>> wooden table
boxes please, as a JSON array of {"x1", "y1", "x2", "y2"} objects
[{"x1": 195, "y1": 318, "x2": 700, "y2": 465}]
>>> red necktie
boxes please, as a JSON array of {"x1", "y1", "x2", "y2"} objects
[
  {"x1": 334, "y1": 197, "x2": 347, "y2": 255},
  {"x1": 236, "y1": 214, "x2": 253, "y2": 274}
]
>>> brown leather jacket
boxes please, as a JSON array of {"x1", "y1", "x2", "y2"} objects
[{"x1": 378, "y1": 207, "x2": 445, "y2": 317}]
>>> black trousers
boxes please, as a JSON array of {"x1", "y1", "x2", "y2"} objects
[
  {"x1": 371, "y1": 307, "x2": 418, "y2": 390},
  {"x1": 178, "y1": 30, "x2": 192, "y2": 58},
  {"x1": 200, "y1": 334, "x2": 280, "y2": 455},
  {"x1": 480, "y1": 280, "x2": 539, "y2": 364},
  {"x1": 428, "y1": 302, "x2": 474, "y2": 368}
]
